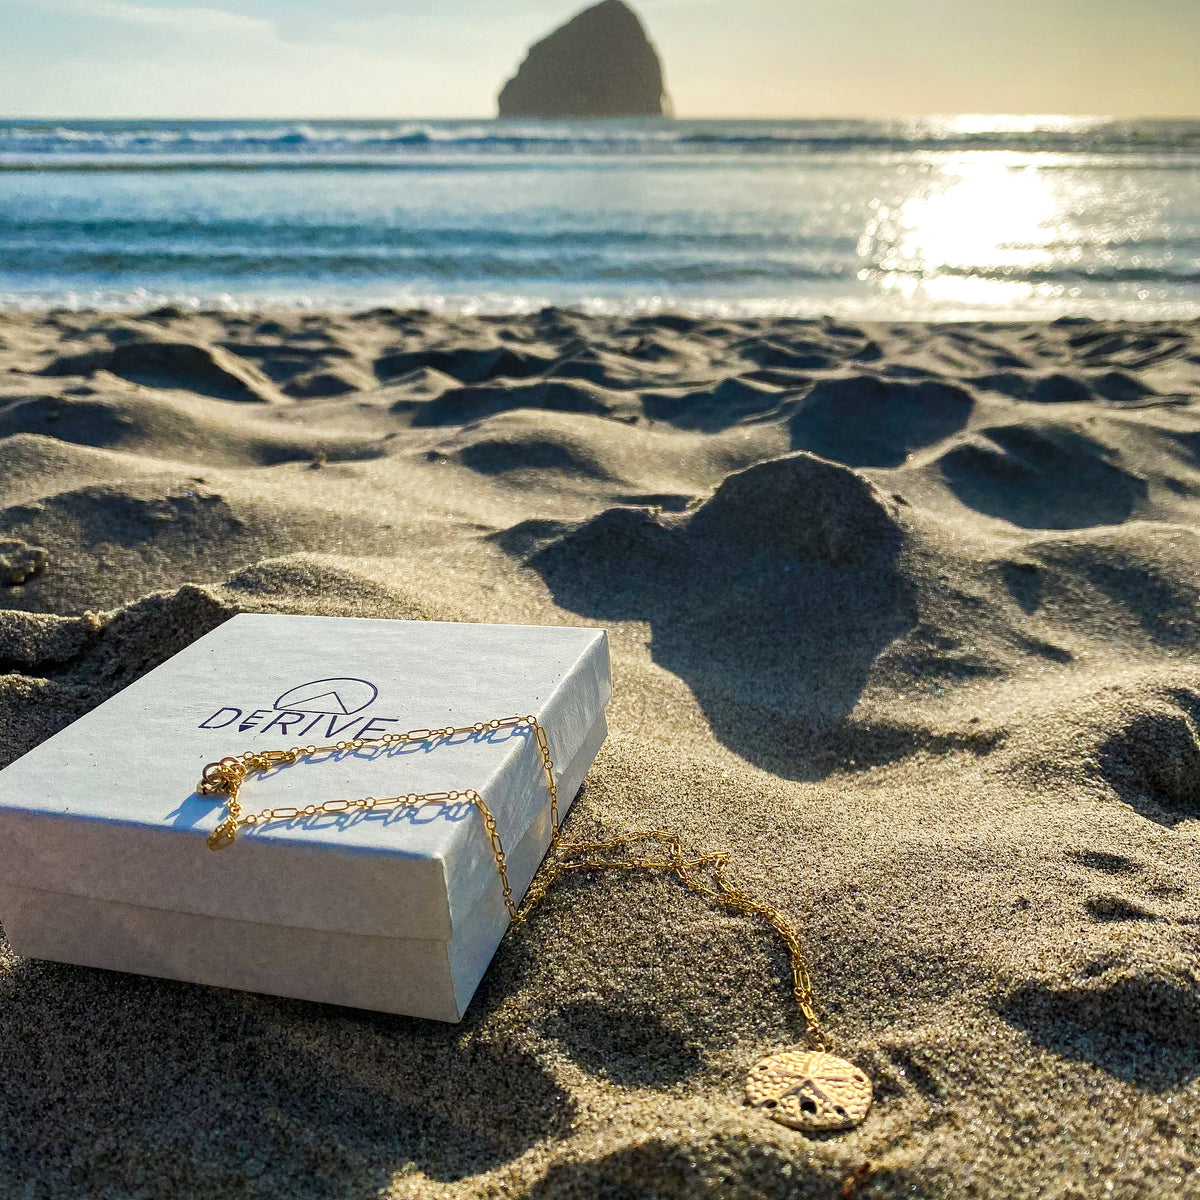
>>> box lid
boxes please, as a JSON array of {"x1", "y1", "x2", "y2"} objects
[{"x1": 0, "y1": 615, "x2": 610, "y2": 940}]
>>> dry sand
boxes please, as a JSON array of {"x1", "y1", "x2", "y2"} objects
[{"x1": 1, "y1": 306, "x2": 1199, "y2": 1199}]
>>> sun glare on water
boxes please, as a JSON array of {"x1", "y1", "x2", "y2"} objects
[{"x1": 858, "y1": 155, "x2": 1085, "y2": 308}]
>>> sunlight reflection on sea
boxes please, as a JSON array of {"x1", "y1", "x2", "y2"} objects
[{"x1": 1, "y1": 117, "x2": 1197, "y2": 318}]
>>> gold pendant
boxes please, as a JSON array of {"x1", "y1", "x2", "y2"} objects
[{"x1": 745, "y1": 1050, "x2": 872, "y2": 1133}]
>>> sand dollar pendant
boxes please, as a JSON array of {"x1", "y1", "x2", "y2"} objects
[{"x1": 745, "y1": 1049, "x2": 872, "y2": 1133}]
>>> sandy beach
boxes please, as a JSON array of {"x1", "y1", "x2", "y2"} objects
[{"x1": 1, "y1": 306, "x2": 1199, "y2": 1198}]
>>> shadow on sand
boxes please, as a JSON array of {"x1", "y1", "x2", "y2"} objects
[{"x1": 508, "y1": 451, "x2": 918, "y2": 780}]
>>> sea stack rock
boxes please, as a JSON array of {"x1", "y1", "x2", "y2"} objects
[{"x1": 498, "y1": 0, "x2": 670, "y2": 118}]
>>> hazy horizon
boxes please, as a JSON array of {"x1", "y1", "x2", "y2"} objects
[{"x1": 1, "y1": 0, "x2": 1197, "y2": 121}]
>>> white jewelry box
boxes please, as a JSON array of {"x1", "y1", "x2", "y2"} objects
[{"x1": 0, "y1": 614, "x2": 610, "y2": 1022}]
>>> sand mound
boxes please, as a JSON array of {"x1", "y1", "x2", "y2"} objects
[
  {"x1": 0, "y1": 584, "x2": 232, "y2": 761},
  {"x1": 1064, "y1": 323, "x2": 1194, "y2": 369},
  {"x1": 2, "y1": 309, "x2": 1200, "y2": 1199},
  {"x1": 1097, "y1": 693, "x2": 1200, "y2": 825},
  {"x1": 45, "y1": 339, "x2": 286, "y2": 404},
  {"x1": 1, "y1": 477, "x2": 400, "y2": 614},
  {"x1": 1000, "y1": 958, "x2": 1200, "y2": 1089},
  {"x1": 1012, "y1": 524, "x2": 1200, "y2": 652},
  {"x1": 376, "y1": 344, "x2": 554, "y2": 385},
  {"x1": 642, "y1": 376, "x2": 790, "y2": 432},
  {"x1": 376, "y1": 365, "x2": 461, "y2": 401},
  {"x1": 0, "y1": 391, "x2": 387, "y2": 469},
  {"x1": 544, "y1": 347, "x2": 679, "y2": 391},
  {"x1": 409, "y1": 378, "x2": 629, "y2": 426},
  {"x1": 520, "y1": 1134, "x2": 832, "y2": 1199},
  {"x1": 531, "y1": 450, "x2": 903, "y2": 571},
  {"x1": 938, "y1": 418, "x2": 1150, "y2": 528},
  {"x1": 0, "y1": 397, "x2": 140, "y2": 451},
  {"x1": 436, "y1": 417, "x2": 625, "y2": 482},
  {"x1": 1029, "y1": 372, "x2": 1094, "y2": 403},
  {"x1": 222, "y1": 554, "x2": 435, "y2": 620},
  {"x1": 429, "y1": 411, "x2": 724, "y2": 501},
  {"x1": 0, "y1": 434, "x2": 159, "y2": 507},
  {"x1": 689, "y1": 451, "x2": 902, "y2": 565},
  {"x1": 788, "y1": 375, "x2": 974, "y2": 467},
  {"x1": 283, "y1": 364, "x2": 376, "y2": 398},
  {"x1": 741, "y1": 337, "x2": 840, "y2": 372},
  {"x1": 525, "y1": 453, "x2": 913, "y2": 773}
]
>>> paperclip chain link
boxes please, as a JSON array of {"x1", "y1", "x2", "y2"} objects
[
  {"x1": 199, "y1": 715, "x2": 553, "y2": 920},
  {"x1": 198, "y1": 713, "x2": 827, "y2": 1047}
]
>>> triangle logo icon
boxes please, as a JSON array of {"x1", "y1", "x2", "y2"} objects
[
  {"x1": 284, "y1": 690, "x2": 350, "y2": 714},
  {"x1": 274, "y1": 677, "x2": 378, "y2": 715}
]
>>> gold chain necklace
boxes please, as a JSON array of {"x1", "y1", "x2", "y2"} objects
[{"x1": 198, "y1": 716, "x2": 873, "y2": 1134}]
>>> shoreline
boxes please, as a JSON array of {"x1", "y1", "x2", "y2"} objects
[{"x1": 5, "y1": 298, "x2": 1200, "y2": 323}]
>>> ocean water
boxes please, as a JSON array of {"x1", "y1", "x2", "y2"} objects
[{"x1": 1, "y1": 116, "x2": 1198, "y2": 319}]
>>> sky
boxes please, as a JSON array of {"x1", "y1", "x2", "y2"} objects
[{"x1": 0, "y1": 0, "x2": 1197, "y2": 119}]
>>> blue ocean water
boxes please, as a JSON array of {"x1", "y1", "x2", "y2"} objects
[{"x1": 1, "y1": 116, "x2": 1198, "y2": 318}]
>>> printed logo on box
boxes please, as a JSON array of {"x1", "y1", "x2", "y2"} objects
[
  {"x1": 273, "y1": 678, "x2": 378, "y2": 716},
  {"x1": 199, "y1": 676, "x2": 405, "y2": 741}
]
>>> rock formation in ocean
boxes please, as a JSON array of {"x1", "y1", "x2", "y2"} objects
[{"x1": 497, "y1": 0, "x2": 669, "y2": 118}]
